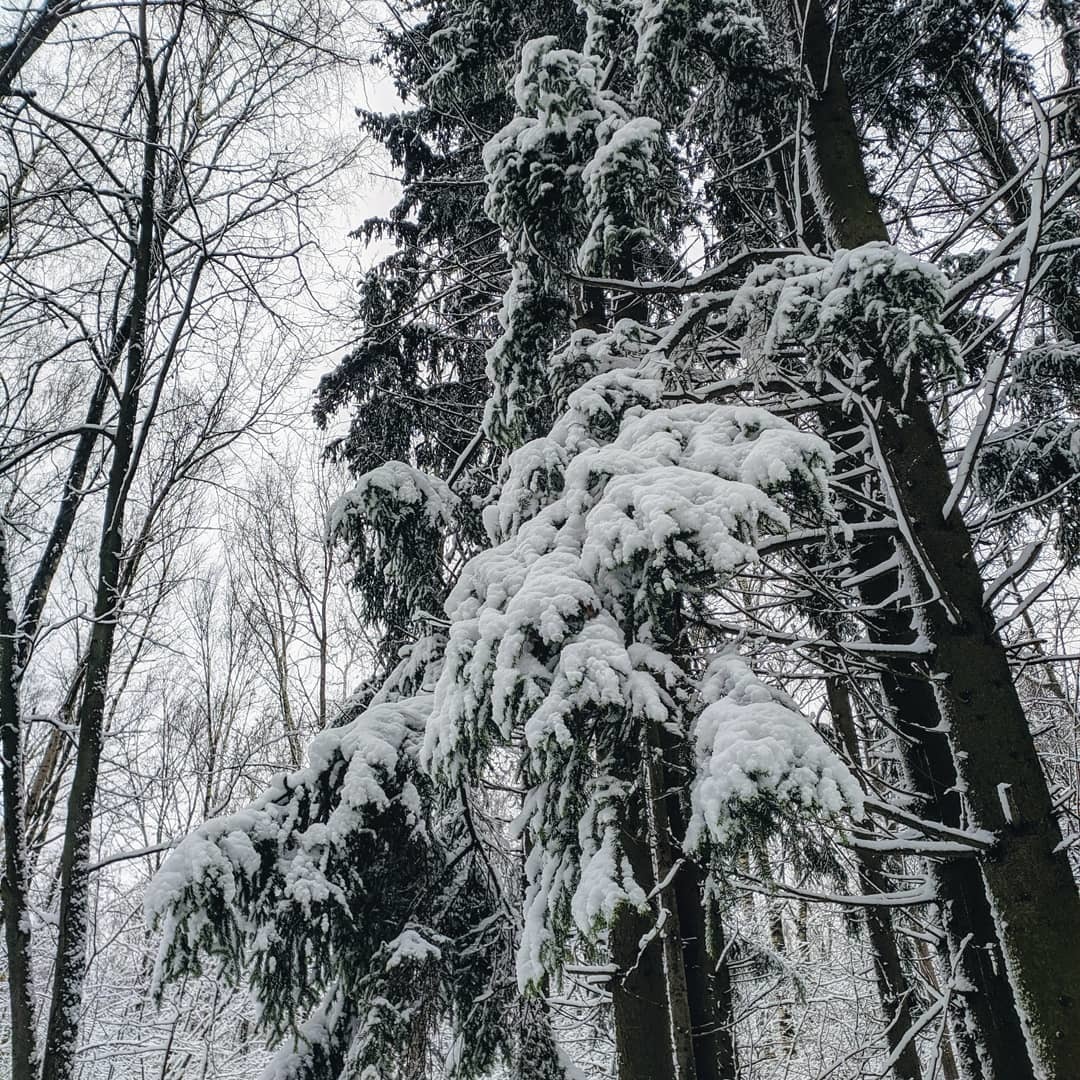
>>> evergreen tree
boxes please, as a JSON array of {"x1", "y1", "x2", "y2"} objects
[{"x1": 150, "y1": 2, "x2": 1080, "y2": 1078}]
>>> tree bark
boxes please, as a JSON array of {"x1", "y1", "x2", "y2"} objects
[
  {"x1": 39, "y1": 12, "x2": 160, "y2": 1072},
  {"x1": 671, "y1": 859, "x2": 733, "y2": 1080},
  {"x1": 612, "y1": 786, "x2": 679, "y2": 1080},
  {"x1": 0, "y1": 524, "x2": 39, "y2": 1077},
  {"x1": 654, "y1": 613, "x2": 737, "y2": 1080},
  {"x1": 795, "y1": 1, "x2": 1080, "y2": 1073},
  {"x1": 879, "y1": 637, "x2": 1034, "y2": 1080},
  {"x1": 647, "y1": 750, "x2": 698, "y2": 1080},
  {"x1": 755, "y1": 1, "x2": 1043, "y2": 1069},
  {"x1": 827, "y1": 679, "x2": 924, "y2": 1080},
  {"x1": 827, "y1": 524, "x2": 1034, "y2": 1080},
  {"x1": 703, "y1": 895, "x2": 737, "y2": 1080}
]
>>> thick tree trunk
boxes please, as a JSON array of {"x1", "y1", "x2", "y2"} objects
[
  {"x1": 703, "y1": 895, "x2": 737, "y2": 1080},
  {"x1": 827, "y1": 680, "x2": 923, "y2": 1080},
  {"x1": 879, "y1": 640, "x2": 1034, "y2": 1080},
  {"x1": 795, "y1": 1, "x2": 1080, "y2": 1073},
  {"x1": 652, "y1": 728, "x2": 737, "y2": 1080},
  {"x1": 760, "y1": 3, "x2": 1039, "y2": 1071},
  {"x1": 1047, "y1": 0, "x2": 1080, "y2": 88},
  {"x1": 612, "y1": 788, "x2": 679, "y2": 1080},
  {"x1": 832, "y1": 519, "x2": 1034, "y2": 1079},
  {"x1": 671, "y1": 859, "x2": 733, "y2": 1080},
  {"x1": 647, "y1": 751, "x2": 698, "y2": 1080},
  {"x1": 755, "y1": 32, "x2": 1026, "y2": 1069}
]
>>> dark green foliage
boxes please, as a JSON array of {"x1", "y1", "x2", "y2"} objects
[
  {"x1": 314, "y1": 0, "x2": 584, "y2": 479},
  {"x1": 841, "y1": 0, "x2": 1029, "y2": 148},
  {"x1": 149, "y1": 696, "x2": 558, "y2": 1079},
  {"x1": 977, "y1": 416, "x2": 1080, "y2": 566}
]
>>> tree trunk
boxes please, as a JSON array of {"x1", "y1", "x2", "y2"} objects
[
  {"x1": 812, "y1": 247, "x2": 1035, "y2": 1080},
  {"x1": 752, "y1": 30, "x2": 1024, "y2": 1069},
  {"x1": 912, "y1": 941, "x2": 961, "y2": 1080},
  {"x1": 647, "y1": 752, "x2": 698, "y2": 1080},
  {"x1": 653, "y1": 612, "x2": 737, "y2": 1080},
  {"x1": 671, "y1": 859, "x2": 733, "y2": 1080},
  {"x1": 703, "y1": 895, "x2": 737, "y2": 1080},
  {"x1": 0, "y1": 525, "x2": 39, "y2": 1077},
  {"x1": 39, "y1": 20, "x2": 160, "y2": 1073},
  {"x1": 649, "y1": 731, "x2": 737, "y2": 1080},
  {"x1": 881, "y1": 644, "x2": 1034, "y2": 1080},
  {"x1": 827, "y1": 679, "x2": 923, "y2": 1080},
  {"x1": 652, "y1": 743, "x2": 738, "y2": 1080},
  {"x1": 612, "y1": 787, "x2": 679, "y2": 1080},
  {"x1": 795, "y1": 1, "x2": 1080, "y2": 1073},
  {"x1": 761, "y1": 2, "x2": 1042, "y2": 1068},
  {"x1": 944, "y1": 63, "x2": 1029, "y2": 228}
]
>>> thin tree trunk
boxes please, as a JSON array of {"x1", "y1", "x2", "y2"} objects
[
  {"x1": 913, "y1": 941, "x2": 961, "y2": 1080},
  {"x1": 0, "y1": 524, "x2": 39, "y2": 1076},
  {"x1": 827, "y1": 679, "x2": 923, "y2": 1080},
  {"x1": 938, "y1": 59, "x2": 1080, "y2": 346},
  {"x1": 0, "y1": 236, "x2": 131, "y2": 1080},
  {"x1": 754, "y1": 849, "x2": 797, "y2": 1060},
  {"x1": 944, "y1": 64, "x2": 1028, "y2": 228},
  {"x1": 39, "y1": 13, "x2": 161, "y2": 1072},
  {"x1": 796, "y1": 2, "x2": 1080, "y2": 1073}
]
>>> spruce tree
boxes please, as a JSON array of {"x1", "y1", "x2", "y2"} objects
[{"x1": 149, "y1": 3, "x2": 1080, "y2": 1078}]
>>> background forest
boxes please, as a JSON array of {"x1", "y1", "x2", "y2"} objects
[{"x1": 3, "y1": 1, "x2": 1080, "y2": 1079}]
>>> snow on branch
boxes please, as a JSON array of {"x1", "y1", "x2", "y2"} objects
[
  {"x1": 423, "y1": 352, "x2": 837, "y2": 987},
  {"x1": 728, "y1": 243, "x2": 963, "y2": 384},
  {"x1": 146, "y1": 692, "x2": 531, "y2": 1078},
  {"x1": 685, "y1": 650, "x2": 864, "y2": 852}
]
